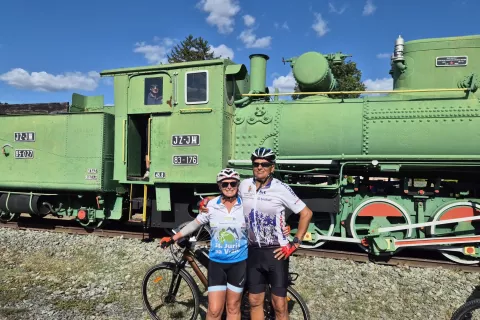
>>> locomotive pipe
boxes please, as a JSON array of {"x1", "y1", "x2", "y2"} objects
[
  {"x1": 0, "y1": 193, "x2": 50, "y2": 215},
  {"x1": 249, "y1": 54, "x2": 269, "y2": 94},
  {"x1": 234, "y1": 54, "x2": 270, "y2": 106}
]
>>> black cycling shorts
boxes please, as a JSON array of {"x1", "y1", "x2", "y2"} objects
[
  {"x1": 208, "y1": 260, "x2": 247, "y2": 293},
  {"x1": 246, "y1": 246, "x2": 289, "y2": 297}
]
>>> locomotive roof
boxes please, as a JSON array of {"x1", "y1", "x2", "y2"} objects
[{"x1": 99, "y1": 57, "x2": 233, "y2": 77}]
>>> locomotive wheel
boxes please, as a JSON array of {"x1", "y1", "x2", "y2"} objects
[
  {"x1": 296, "y1": 212, "x2": 335, "y2": 249},
  {"x1": 429, "y1": 201, "x2": 480, "y2": 265},
  {"x1": 347, "y1": 198, "x2": 413, "y2": 254},
  {"x1": 0, "y1": 210, "x2": 20, "y2": 223}
]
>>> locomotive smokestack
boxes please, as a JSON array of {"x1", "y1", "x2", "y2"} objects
[{"x1": 249, "y1": 54, "x2": 269, "y2": 93}]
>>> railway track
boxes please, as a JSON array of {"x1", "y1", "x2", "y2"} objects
[{"x1": 1, "y1": 218, "x2": 479, "y2": 273}]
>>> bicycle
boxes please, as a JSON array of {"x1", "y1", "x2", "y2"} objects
[
  {"x1": 141, "y1": 234, "x2": 311, "y2": 320},
  {"x1": 450, "y1": 299, "x2": 480, "y2": 320}
]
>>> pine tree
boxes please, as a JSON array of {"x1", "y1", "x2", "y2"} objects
[{"x1": 167, "y1": 35, "x2": 220, "y2": 63}]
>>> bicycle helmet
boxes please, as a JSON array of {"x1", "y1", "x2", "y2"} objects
[
  {"x1": 216, "y1": 168, "x2": 240, "y2": 182},
  {"x1": 251, "y1": 147, "x2": 276, "y2": 163}
]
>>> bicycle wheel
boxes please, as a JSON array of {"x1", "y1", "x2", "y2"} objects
[
  {"x1": 450, "y1": 299, "x2": 480, "y2": 320},
  {"x1": 285, "y1": 286, "x2": 311, "y2": 320},
  {"x1": 142, "y1": 263, "x2": 201, "y2": 320}
]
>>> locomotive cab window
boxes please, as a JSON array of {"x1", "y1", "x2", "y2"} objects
[
  {"x1": 185, "y1": 71, "x2": 208, "y2": 104},
  {"x1": 144, "y1": 77, "x2": 163, "y2": 105}
]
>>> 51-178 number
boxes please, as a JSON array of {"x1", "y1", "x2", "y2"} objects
[{"x1": 172, "y1": 155, "x2": 198, "y2": 165}]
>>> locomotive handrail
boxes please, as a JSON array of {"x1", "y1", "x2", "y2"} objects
[{"x1": 241, "y1": 87, "x2": 470, "y2": 97}]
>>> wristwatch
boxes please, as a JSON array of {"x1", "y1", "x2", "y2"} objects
[{"x1": 292, "y1": 237, "x2": 302, "y2": 245}]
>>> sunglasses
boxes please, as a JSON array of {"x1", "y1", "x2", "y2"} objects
[
  {"x1": 221, "y1": 181, "x2": 238, "y2": 188},
  {"x1": 253, "y1": 162, "x2": 273, "y2": 168}
]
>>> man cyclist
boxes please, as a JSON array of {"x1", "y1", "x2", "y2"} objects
[
  {"x1": 200, "y1": 147, "x2": 313, "y2": 320},
  {"x1": 241, "y1": 147, "x2": 312, "y2": 320},
  {"x1": 161, "y1": 168, "x2": 247, "y2": 320}
]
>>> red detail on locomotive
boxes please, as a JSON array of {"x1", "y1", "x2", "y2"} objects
[{"x1": 357, "y1": 202, "x2": 403, "y2": 217}]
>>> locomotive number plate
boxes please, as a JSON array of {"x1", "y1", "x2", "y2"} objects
[
  {"x1": 172, "y1": 155, "x2": 198, "y2": 165},
  {"x1": 172, "y1": 134, "x2": 200, "y2": 146},
  {"x1": 14, "y1": 131, "x2": 35, "y2": 142},
  {"x1": 154, "y1": 171, "x2": 166, "y2": 179},
  {"x1": 15, "y1": 149, "x2": 34, "y2": 159},
  {"x1": 436, "y1": 56, "x2": 468, "y2": 67}
]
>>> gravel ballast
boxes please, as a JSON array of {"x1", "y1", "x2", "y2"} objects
[{"x1": 1, "y1": 227, "x2": 480, "y2": 320}]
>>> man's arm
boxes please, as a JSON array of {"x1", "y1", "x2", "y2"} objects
[{"x1": 293, "y1": 206, "x2": 313, "y2": 246}]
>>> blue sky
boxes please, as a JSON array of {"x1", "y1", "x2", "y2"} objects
[{"x1": 0, "y1": 0, "x2": 478, "y2": 105}]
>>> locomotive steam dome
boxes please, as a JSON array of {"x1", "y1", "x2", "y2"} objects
[{"x1": 292, "y1": 51, "x2": 337, "y2": 92}]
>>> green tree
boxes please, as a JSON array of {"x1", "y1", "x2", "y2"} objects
[
  {"x1": 292, "y1": 58, "x2": 366, "y2": 100},
  {"x1": 167, "y1": 35, "x2": 220, "y2": 63}
]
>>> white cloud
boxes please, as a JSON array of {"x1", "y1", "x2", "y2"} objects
[
  {"x1": 102, "y1": 77, "x2": 114, "y2": 86},
  {"x1": 133, "y1": 37, "x2": 175, "y2": 64},
  {"x1": 210, "y1": 44, "x2": 234, "y2": 59},
  {"x1": 329, "y1": 2, "x2": 347, "y2": 14},
  {"x1": 271, "y1": 72, "x2": 296, "y2": 92},
  {"x1": 239, "y1": 29, "x2": 272, "y2": 49},
  {"x1": 274, "y1": 21, "x2": 289, "y2": 30},
  {"x1": 267, "y1": 72, "x2": 296, "y2": 100},
  {"x1": 0, "y1": 68, "x2": 100, "y2": 92},
  {"x1": 196, "y1": 0, "x2": 240, "y2": 34},
  {"x1": 312, "y1": 13, "x2": 329, "y2": 37},
  {"x1": 376, "y1": 53, "x2": 391, "y2": 59},
  {"x1": 243, "y1": 14, "x2": 255, "y2": 27},
  {"x1": 363, "y1": 0, "x2": 376, "y2": 16},
  {"x1": 363, "y1": 77, "x2": 393, "y2": 94}
]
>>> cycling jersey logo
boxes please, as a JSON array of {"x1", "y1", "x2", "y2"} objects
[
  {"x1": 248, "y1": 209, "x2": 277, "y2": 246},
  {"x1": 219, "y1": 228, "x2": 237, "y2": 245}
]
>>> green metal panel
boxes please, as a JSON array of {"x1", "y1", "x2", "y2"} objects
[
  {"x1": 155, "y1": 185, "x2": 171, "y2": 211},
  {"x1": 112, "y1": 75, "x2": 128, "y2": 182},
  {"x1": 149, "y1": 110, "x2": 224, "y2": 183},
  {"x1": 233, "y1": 98, "x2": 364, "y2": 160},
  {"x1": 364, "y1": 97, "x2": 480, "y2": 156},
  {"x1": 0, "y1": 113, "x2": 115, "y2": 191},
  {"x1": 392, "y1": 35, "x2": 480, "y2": 90},
  {"x1": 277, "y1": 98, "x2": 364, "y2": 157}
]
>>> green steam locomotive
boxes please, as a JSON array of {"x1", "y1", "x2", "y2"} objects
[{"x1": 1, "y1": 33, "x2": 479, "y2": 265}]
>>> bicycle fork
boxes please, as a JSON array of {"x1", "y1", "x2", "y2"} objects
[{"x1": 166, "y1": 265, "x2": 185, "y2": 302}]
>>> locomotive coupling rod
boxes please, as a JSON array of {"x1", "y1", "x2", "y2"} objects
[
  {"x1": 391, "y1": 235, "x2": 480, "y2": 248},
  {"x1": 312, "y1": 235, "x2": 362, "y2": 244},
  {"x1": 377, "y1": 215, "x2": 480, "y2": 234}
]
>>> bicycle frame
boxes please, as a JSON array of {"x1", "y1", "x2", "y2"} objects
[
  {"x1": 171, "y1": 238, "x2": 210, "y2": 291},
  {"x1": 173, "y1": 237, "x2": 299, "y2": 290}
]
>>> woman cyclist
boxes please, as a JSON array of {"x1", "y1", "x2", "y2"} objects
[{"x1": 161, "y1": 168, "x2": 247, "y2": 320}]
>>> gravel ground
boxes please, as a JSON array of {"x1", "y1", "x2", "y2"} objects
[{"x1": 1, "y1": 227, "x2": 480, "y2": 320}]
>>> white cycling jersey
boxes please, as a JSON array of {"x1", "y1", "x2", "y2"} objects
[
  {"x1": 196, "y1": 195, "x2": 248, "y2": 263},
  {"x1": 238, "y1": 177, "x2": 306, "y2": 247}
]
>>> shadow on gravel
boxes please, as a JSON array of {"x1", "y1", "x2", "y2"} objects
[{"x1": 465, "y1": 285, "x2": 480, "y2": 302}]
